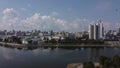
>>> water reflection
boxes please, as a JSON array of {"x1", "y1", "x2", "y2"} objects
[
  {"x1": 32, "y1": 48, "x2": 51, "y2": 55},
  {"x1": 3, "y1": 48, "x2": 14, "y2": 60},
  {"x1": 88, "y1": 48, "x2": 103, "y2": 61},
  {"x1": 0, "y1": 46, "x2": 120, "y2": 68}
]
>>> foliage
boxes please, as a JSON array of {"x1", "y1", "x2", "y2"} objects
[
  {"x1": 44, "y1": 38, "x2": 104, "y2": 45},
  {"x1": 98, "y1": 56, "x2": 108, "y2": 65},
  {"x1": 83, "y1": 61, "x2": 95, "y2": 68},
  {"x1": 112, "y1": 55, "x2": 120, "y2": 68},
  {"x1": 103, "y1": 58, "x2": 112, "y2": 67},
  {"x1": 2, "y1": 36, "x2": 22, "y2": 44},
  {"x1": 98, "y1": 55, "x2": 120, "y2": 68}
]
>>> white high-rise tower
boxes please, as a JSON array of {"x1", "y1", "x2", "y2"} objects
[
  {"x1": 89, "y1": 20, "x2": 104, "y2": 40},
  {"x1": 89, "y1": 24, "x2": 94, "y2": 39}
]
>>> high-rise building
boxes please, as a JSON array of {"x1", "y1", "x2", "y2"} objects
[
  {"x1": 98, "y1": 20, "x2": 104, "y2": 39},
  {"x1": 94, "y1": 23, "x2": 99, "y2": 40},
  {"x1": 89, "y1": 20, "x2": 104, "y2": 40},
  {"x1": 89, "y1": 24, "x2": 94, "y2": 39}
]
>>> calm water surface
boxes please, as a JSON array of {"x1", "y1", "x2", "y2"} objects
[{"x1": 0, "y1": 46, "x2": 120, "y2": 68}]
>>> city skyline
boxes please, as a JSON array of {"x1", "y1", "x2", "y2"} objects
[{"x1": 0, "y1": 0, "x2": 120, "y2": 31}]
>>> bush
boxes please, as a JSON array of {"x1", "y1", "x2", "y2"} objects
[
  {"x1": 83, "y1": 61, "x2": 95, "y2": 68},
  {"x1": 112, "y1": 55, "x2": 120, "y2": 68},
  {"x1": 98, "y1": 56, "x2": 108, "y2": 65},
  {"x1": 98, "y1": 55, "x2": 120, "y2": 68},
  {"x1": 103, "y1": 58, "x2": 111, "y2": 67}
]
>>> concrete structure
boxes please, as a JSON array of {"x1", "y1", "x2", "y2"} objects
[
  {"x1": 89, "y1": 24, "x2": 94, "y2": 39},
  {"x1": 89, "y1": 20, "x2": 104, "y2": 40},
  {"x1": 99, "y1": 20, "x2": 104, "y2": 39},
  {"x1": 93, "y1": 23, "x2": 98, "y2": 39}
]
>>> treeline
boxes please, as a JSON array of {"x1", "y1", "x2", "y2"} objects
[
  {"x1": 0, "y1": 36, "x2": 22, "y2": 44},
  {"x1": 45, "y1": 37, "x2": 104, "y2": 45},
  {"x1": 98, "y1": 55, "x2": 120, "y2": 68},
  {"x1": 83, "y1": 55, "x2": 120, "y2": 68}
]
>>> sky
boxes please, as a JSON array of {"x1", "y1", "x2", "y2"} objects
[{"x1": 0, "y1": 0, "x2": 120, "y2": 32}]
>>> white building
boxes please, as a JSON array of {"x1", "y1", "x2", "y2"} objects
[
  {"x1": 89, "y1": 20, "x2": 104, "y2": 40},
  {"x1": 89, "y1": 24, "x2": 94, "y2": 39}
]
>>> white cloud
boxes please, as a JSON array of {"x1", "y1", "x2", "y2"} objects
[
  {"x1": 3, "y1": 8, "x2": 16, "y2": 14},
  {"x1": 3, "y1": 8, "x2": 18, "y2": 19},
  {"x1": 1, "y1": 8, "x2": 20, "y2": 30},
  {"x1": 0, "y1": 8, "x2": 94, "y2": 32},
  {"x1": 42, "y1": 15, "x2": 51, "y2": 20}
]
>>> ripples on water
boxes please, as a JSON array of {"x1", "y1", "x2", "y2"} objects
[{"x1": 0, "y1": 46, "x2": 120, "y2": 68}]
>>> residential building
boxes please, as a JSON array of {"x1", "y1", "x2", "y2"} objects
[{"x1": 89, "y1": 20, "x2": 104, "y2": 40}]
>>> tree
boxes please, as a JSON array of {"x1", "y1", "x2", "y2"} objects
[
  {"x1": 98, "y1": 56, "x2": 108, "y2": 65},
  {"x1": 112, "y1": 55, "x2": 120, "y2": 68},
  {"x1": 104, "y1": 58, "x2": 112, "y2": 67},
  {"x1": 83, "y1": 61, "x2": 95, "y2": 68}
]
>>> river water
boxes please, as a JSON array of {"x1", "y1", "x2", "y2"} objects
[{"x1": 0, "y1": 46, "x2": 120, "y2": 68}]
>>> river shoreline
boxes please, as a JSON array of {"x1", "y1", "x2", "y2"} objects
[{"x1": 0, "y1": 41, "x2": 120, "y2": 50}]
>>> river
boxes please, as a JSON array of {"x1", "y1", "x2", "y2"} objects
[{"x1": 0, "y1": 46, "x2": 120, "y2": 68}]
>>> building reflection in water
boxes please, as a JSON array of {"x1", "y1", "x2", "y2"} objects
[{"x1": 88, "y1": 48, "x2": 104, "y2": 61}]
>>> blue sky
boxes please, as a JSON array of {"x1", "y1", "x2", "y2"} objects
[{"x1": 0, "y1": 0, "x2": 120, "y2": 31}]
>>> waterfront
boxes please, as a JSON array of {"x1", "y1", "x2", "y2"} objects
[{"x1": 0, "y1": 45, "x2": 120, "y2": 68}]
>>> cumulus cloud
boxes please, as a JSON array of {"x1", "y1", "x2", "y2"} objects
[
  {"x1": 3, "y1": 8, "x2": 16, "y2": 14},
  {"x1": 3, "y1": 8, "x2": 18, "y2": 19},
  {"x1": 0, "y1": 8, "x2": 20, "y2": 30},
  {"x1": 1, "y1": 8, "x2": 118, "y2": 32},
  {"x1": 0, "y1": 8, "x2": 94, "y2": 32}
]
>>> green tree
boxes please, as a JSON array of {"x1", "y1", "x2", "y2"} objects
[
  {"x1": 103, "y1": 58, "x2": 112, "y2": 67},
  {"x1": 112, "y1": 55, "x2": 120, "y2": 68},
  {"x1": 98, "y1": 56, "x2": 108, "y2": 65},
  {"x1": 83, "y1": 61, "x2": 95, "y2": 68}
]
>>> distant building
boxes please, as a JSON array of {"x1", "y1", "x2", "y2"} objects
[
  {"x1": 118, "y1": 28, "x2": 120, "y2": 33},
  {"x1": 89, "y1": 20, "x2": 104, "y2": 40},
  {"x1": 93, "y1": 23, "x2": 99, "y2": 40},
  {"x1": 89, "y1": 24, "x2": 94, "y2": 39}
]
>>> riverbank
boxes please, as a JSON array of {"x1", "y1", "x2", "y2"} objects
[
  {"x1": 0, "y1": 41, "x2": 120, "y2": 50},
  {"x1": 0, "y1": 42, "x2": 40, "y2": 50},
  {"x1": 41, "y1": 45, "x2": 107, "y2": 49}
]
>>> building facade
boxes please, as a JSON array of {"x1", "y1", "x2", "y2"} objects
[
  {"x1": 89, "y1": 20, "x2": 104, "y2": 40},
  {"x1": 89, "y1": 24, "x2": 94, "y2": 39}
]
